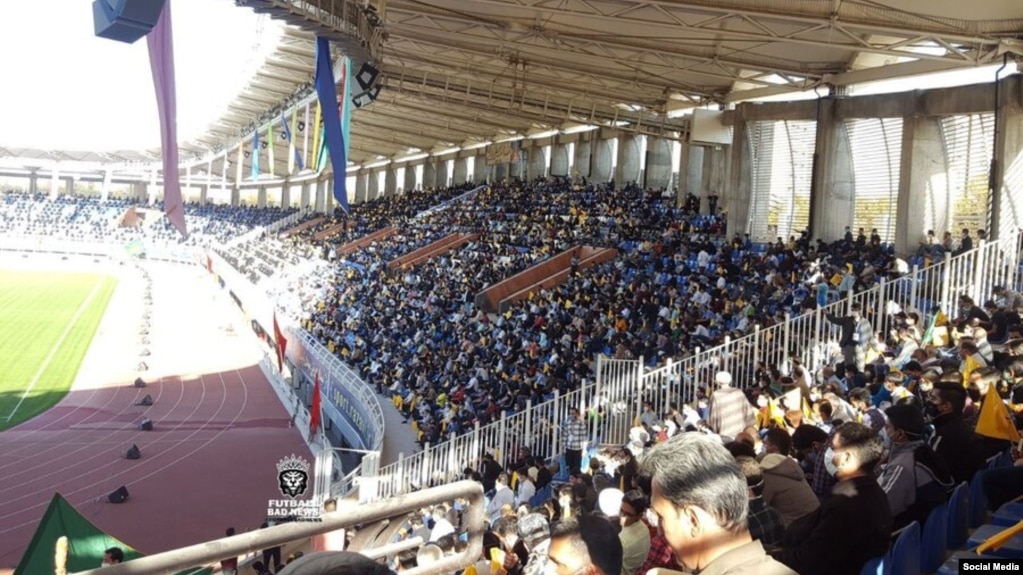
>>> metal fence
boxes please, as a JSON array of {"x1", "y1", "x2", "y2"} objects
[{"x1": 368, "y1": 231, "x2": 1021, "y2": 497}]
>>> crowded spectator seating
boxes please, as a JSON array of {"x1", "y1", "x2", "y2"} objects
[{"x1": 0, "y1": 191, "x2": 299, "y2": 250}]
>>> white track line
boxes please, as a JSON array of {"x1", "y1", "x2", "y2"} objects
[{"x1": 2, "y1": 278, "x2": 105, "y2": 422}]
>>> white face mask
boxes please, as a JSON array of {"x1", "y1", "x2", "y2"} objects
[{"x1": 824, "y1": 447, "x2": 839, "y2": 477}]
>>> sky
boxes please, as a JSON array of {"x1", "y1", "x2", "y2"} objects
[{"x1": 0, "y1": 0, "x2": 280, "y2": 152}]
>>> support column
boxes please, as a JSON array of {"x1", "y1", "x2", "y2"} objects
[
  {"x1": 473, "y1": 155, "x2": 489, "y2": 183},
  {"x1": 199, "y1": 184, "x2": 209, "y2": 205},
  {"x1": 701, "y1": 146, "x2": 727, "y2": 213},
  {"x1": 592, "y1": 139, "x2": 612, "y2": 182},
  {"x1": 300, "y1": 182, "x2": 312, "y2": 208},
  {"x1": 281, "y1": 181, "x2": 291, "y2": 208},
  {"x1": 528, "y1": 145, "x2": 547, "y2": 180},
  {"x1": 257, "y1": 186, "x2": 268, "y2": 208},
  {"x1": 65, "y1": 178, "x2": 75, "y2": 196},
  {"x1": 314, "y1": 179, "x2": 327, "y2": 213},
  {"x1": 992, "y1": 76, "x2": 1023, "y2": 239},
  {"x1": 725, "y1": 105, "x2": 752, "y2": 237},
  {"x1": 896, "y1": 115, "x2": 948, "y2": 256},
  {"x1": 230, "y1": 186, "x2": 240, "y2": 206},
  {"x1": 453, "y1": 158, "x2": 469, "y2": 184},
  {"x1": 550, "y1": 143, "x2": 569, "y2": 177},
  {"x1": 385, "y1": 168, "x2": 397, "y2": 197},
  {"x1": 436, "y1": 160, "x2": 449, "y2": 188},
  {"x1": 574, "y1": 139, "x2": 592, "y2": 179},
  {"x1": 645, "y1": 137, "x2": 672, "y2": 190},
  {"x1": 368, "y1": 171, "x2": 380, "y2": 198},
  {"x1": 404, "y1": 164, "x2": 417, "y2": 192},
  {"x1": 616, "y1": 135, "x2": 640, "y2": 184},
  {"x1": 423, "y1": 162, "x2": 436, "y2": 189},
  {"x1": 28, "y1": 170, "x2": 38, "y2": 195},
  {"x1": 811, "y1": 99, "x2": 855, "y2": 242},
  {"x1": 355, "y1": 173, "x2": 369, "y2": 203}
]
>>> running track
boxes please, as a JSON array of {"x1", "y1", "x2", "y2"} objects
[{"x1": 0, "y1": 261, "x2": 311, "y2": 570}]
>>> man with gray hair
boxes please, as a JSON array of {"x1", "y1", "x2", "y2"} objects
[
  {"x1": 517, "y1": 512, "x2": 552, "y2": 575},
  {"x1": 641, "y1": 433, "x2": 796, "y2": 575}
]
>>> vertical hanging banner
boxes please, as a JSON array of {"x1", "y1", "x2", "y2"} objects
[
  {"x1": 267, "y1": 123, "x2": 275, "y2": 177},
  {"x1": 338, "y1": 56, "x2": 353, "y2": 175},
  {"x1": 302, "y1": 102, "x2": 310, "y2": 171},
  {"x1": 283, "y1": 110, "x2": 304, "y2": 174},
  {"x1": 311, "y1": 102, "x2": 322, "y2": 172},
  {"x1": 251, "y1": 130, "x2": 260, "y2": 180},
  {"x1": 146, "y1": 0, "x2": 186, "y2": 236},
  {"x1": 314, "y1": 37, "x2": 350, "y2": 212}
]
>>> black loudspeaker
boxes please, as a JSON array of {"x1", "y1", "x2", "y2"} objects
[
  {"x1": 351, "y1": 84, "x2": 382, "y2": 109},
  {"x1": 93, "y1": 0, "x2": 167, "y2": 44},
  {"x1": 356, "y1": 62, "x2": 379, "y2": 91},
  {"x1": 134, "y1": 377, "x2": 147, "y2": 388},
  {"x1": 137, "y1": 394, "x2": 153, "y2": 406},
  {"x1": 139, "y1": 418, "x2": 153, "y2": 431},
  {"x1": 125, "y1": 444, "x2": 141, "y2": 459},
  {"x1": 108, "y1": 485, "x2": 129, "y2": 503}
]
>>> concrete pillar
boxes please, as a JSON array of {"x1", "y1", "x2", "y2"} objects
[
  {"x1": 473, "y1": 155, "x2": 489, "y2": 183},
  {"x1": 231, "y1": 186, "x2": 240, "y2": 206},
  {"x1": 324, "y1": 180, "x2": 335, "y2": 212},
  {"x1": 992, "y1": 78, "x2": 1023, "y2": 239},
  {"x1": 200, "y1": 184, "x2": 209, "y2": 205},
  {"x1": 423, "y1": 162, "x2": 436, "y2": 189},
  {"x1": 701, "y1": 146, "x2": 727, "y2": 212},
  {"x1": 645, "y1": 137, "x2": 672, "y2": 190},
  {"x1": 436, "y1": 160, "x2": 449, "y2": 188},
  {"x1": 725, "y1": 106, "x2": 752, "y2": 238},
  {"x1": 300, "y1": 182, "x2": 312, "y2": 208},
  {"x1": 314, "y1": 180, "x2": 328, "y2": 212},
  {"x1": 813, "y1": 111, "x2": 856, "y2": 242},
  {"x1": 65, "y1": 178, "x2": 75, "y2": 196},
  {"x1": 510, "y1": 152, "x2": 523, "y2": 180},
  {"x1": 385, "y1": 168, "x2": 398, "y2": 196},
  {"x1": 404, "y1": 164, "x2": 417, "y2": 191},
  {"x1": 896, "y1": 115, "x2": 948, "y2": 256},
  {"x1": 616, "y1": 135, "x2": 641, "y2": 184},
  {"x1": 494, "y1": 163, "x2": 508, "y2": 181},
  {"x1": 550, "y1": 143, "x2": 569, "y2": 176},
  {"x1": 281, "y1": 181, "x2": 291, "y2": 208},
  {"x1": 355, "y1": 173, "x2": 369, "y2": 203},
  {"x1": 527, "y1": 146, "x2": 546, "y2": 180},
  {"x1": 453, "y1": 157, "x2": 469, "y2": 184},
  {"x1": 593, "y1": 139, "x2": 613, "y2": 182},
  {"x1": 574, "y1": 139, "x2": 592, "y2": 179},
  {"x1": 257, "y1": 186, "x2": 268, "y2": 208},
  {"x1": 368, "y1": 170, "x2": 380, "y2": 198},
  {"x1": 678, "y1": 142, "x2": 705, "y2": 205}
]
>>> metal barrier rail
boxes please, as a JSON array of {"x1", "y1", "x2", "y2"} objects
[{"x1": 75, "y1": 480, "x2": 486, "y2": 575}]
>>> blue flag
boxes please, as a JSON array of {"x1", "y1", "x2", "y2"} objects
[
  {"x1": 251, "y1": 130, "x2": 260, "y2": 180},
  {"x1": 314, "y1": 37, "x2": 349, "y2": 213}
]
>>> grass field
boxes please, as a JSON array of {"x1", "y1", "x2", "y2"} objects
[{"x1": 0, "y1": 271, "x2": 117, "y2": 431}]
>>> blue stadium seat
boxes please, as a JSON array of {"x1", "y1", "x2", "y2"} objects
[
  {"x1": 968, "y1": 524, "x2": 1023, "y2": 558},
  {"x1": 947, "y1": 482, "x2": 970, "y2": 550},
  {"x1": 970, "y1": 470, "x2": 990, "y2": 528},
  {"x1": 920, "y1": 502, "x2": 948, "y2": 573},
  {"x1": 889, "y1": 521, "x2": 920, "y2": 575},
  {"x1": 992, "y1": 502, "x2": 1023, "y2": 527},
  {"x1": 937, "y1": 551, "x2": 986, "y2": 575}
]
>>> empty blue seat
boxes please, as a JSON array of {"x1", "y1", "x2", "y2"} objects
[
  {"x1": 968, "y1": 524, "x2": 1023, "y2": 558},
  {"x1": 890, "y1": 521, "x2": 921, "y2": 575},
  {"x1": 970, "y1": 470, "x2": 990, "y2": 528},
  {"x1": 947, "y1": 482, "x2": 970, "y2": 549},
  {"x1": 921, "y1": 503, "x2": 948, "y2": 573},
  {"x1": 937, "y1": 551, "x2": 986, "y2": 575}
]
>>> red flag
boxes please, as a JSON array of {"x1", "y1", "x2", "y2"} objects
[
  {"x1": 310, "y1": 372, "x2": 322, "y2": 437},
  {"x1": 272, "y1": 313, "x2": 288, "y2": 373}
]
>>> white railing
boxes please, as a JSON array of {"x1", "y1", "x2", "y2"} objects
[{"x1": 368, "y1": 230, "x2": 1021, "y2": 497}]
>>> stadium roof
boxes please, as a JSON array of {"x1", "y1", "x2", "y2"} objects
[{"x1": 2, "y1": 0, "x2": 1023, "y2": 177}]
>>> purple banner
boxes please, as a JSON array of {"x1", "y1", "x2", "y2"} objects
[{"x1": 147, "y1": 0, "x2": 187, "y2": 236}]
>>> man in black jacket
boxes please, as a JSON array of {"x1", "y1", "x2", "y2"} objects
[
  {"x1": 775, "y1": 422, "x2": 893, "y2": 575},
  {"x1": 826, "y1": 303, "x2": 872, "y2": 371},
  {"x1": 927, "y1": 383, "x2": 986, "y2": 485}
]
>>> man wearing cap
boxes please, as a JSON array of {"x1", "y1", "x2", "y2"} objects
[
  {"x1": 708, "y1": 371, "x2": 756, "y2": 441},
  {"x1": 876, "y1": 405, "x2": 954, "y2": 529},
  {"x1": 518, "y1": 513, "x2": 551, "y2": 575}
]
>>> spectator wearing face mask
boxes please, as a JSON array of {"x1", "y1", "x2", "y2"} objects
[
  {"x1": 791, "y1": 425, "x2": 834, "y2": 500},
  {"x1": 876, "y1": 405, "x2": 954, "y2": 529},
  {"x1": 760, "y1": 428, "x2": 820, "y2": 527},
  {"x1": 774, "y1": 423, "x2": 892, "y2": 575},
  {"x1": 618, "y1": 490, "x2": 652, "y2": 575},
  {"x1": 926, "y1": 383, "x2": 986, "y2": 485}
]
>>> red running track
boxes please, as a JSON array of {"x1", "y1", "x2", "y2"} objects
[{"x1": 0, "y1": 363, "x2": 311, "y2": 571}]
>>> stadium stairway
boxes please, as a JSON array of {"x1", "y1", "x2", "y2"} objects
[{"x1": 387, "y1": 232, "x2": 480, "y2": 271}]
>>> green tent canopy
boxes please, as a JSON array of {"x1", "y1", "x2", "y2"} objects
[{"x1": 14, "y1": 493, "x2": 211, "y2": 575}]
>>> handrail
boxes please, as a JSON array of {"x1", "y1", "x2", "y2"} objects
[{"x1": 75, "y1": 480, "x2": 486, "y2": 575}]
